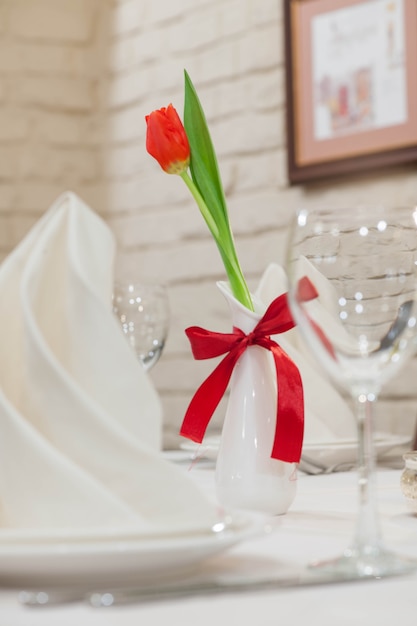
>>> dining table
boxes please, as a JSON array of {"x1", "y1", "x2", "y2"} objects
[{"x1": 0, "y1": 448, "x2": 416, "y2": 626}]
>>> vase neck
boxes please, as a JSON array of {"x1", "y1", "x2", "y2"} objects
[{"x1": 217, "y1": 281, "x2": 264, "y2": 334}]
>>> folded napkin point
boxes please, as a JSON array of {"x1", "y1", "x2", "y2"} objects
[{"x1": 0, "y1": 191, "x2": 218, "y2": 535}]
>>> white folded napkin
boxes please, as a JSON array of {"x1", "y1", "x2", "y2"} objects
[
  {"x1": 256, "y1": 263, "x2": 356, "y2": 444},
  {"x1": 0, "y1": 191, "x2": 218, "y2": 534}
]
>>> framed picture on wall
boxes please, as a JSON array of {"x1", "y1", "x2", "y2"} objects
[{"x1": 284, "y1": 0, "x2": 417, "y2": 184}]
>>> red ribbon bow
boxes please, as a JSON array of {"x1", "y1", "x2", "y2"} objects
[{"x1": 180, "y1": 277, "x2": 318, "y2": 464}]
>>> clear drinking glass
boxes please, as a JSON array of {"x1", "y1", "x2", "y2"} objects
[
  {"x1": 113, "y1": 282, "x2": 169, "y2": 371},
  {"x1": 286, "y1": 204, "x2": 417, "y2": 578}
]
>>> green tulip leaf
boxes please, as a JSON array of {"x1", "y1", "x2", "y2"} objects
[
  {"x1": 183, "y1": 71, "x2": 229, "y2": 230},
  {"x1": 182, "y1": 70, "x2": 254, "y2": 311}
]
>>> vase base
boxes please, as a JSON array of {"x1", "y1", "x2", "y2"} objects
[{"x1": 216, "y1": 477, "x2": 297, "y2": 516}]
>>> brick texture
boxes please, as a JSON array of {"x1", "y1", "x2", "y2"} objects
[{"x1": 1, "y1": 0, "x2": 417, "y2": 448}]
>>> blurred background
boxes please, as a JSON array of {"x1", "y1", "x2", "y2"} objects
[{"x1": 0, "y1": 0, "x2": 416, "y2": 447}]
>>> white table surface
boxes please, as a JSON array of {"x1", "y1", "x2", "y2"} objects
[{"x1": 1, "y1": 456, "x2": 417, "y2": 625}]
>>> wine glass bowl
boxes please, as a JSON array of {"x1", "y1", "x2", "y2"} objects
[
  {"x1": 286, "y1": 204, "x2": 417, "y2": 578},
  {"x1": 113, "y1": 282, "x2": 169, "y2": 371},
  {"x1": 289, "y1": 208, "x2": 417, "y2": 393}
]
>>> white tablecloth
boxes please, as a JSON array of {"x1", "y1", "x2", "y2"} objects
[{"x1": 1, "y1": 457, "x2": 416, "y2": 625}]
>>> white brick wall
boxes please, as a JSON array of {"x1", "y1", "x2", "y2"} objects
[
  {"x1": 8, "y1": 0, "x2": 95, "y2": 42},
  {"x1": 0, "y1": 0, "x2": 102, "y2": 249},
  {"x1": 1, "y1": 0, "x2": 417, "y2": 448}
]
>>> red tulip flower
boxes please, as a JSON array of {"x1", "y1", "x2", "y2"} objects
[
  {"x1": 145, "y1": 104, "x2": 190, "y2": 175},
  {"x1": 145, "y1": 72, "x2": 253, "y2": 311}
]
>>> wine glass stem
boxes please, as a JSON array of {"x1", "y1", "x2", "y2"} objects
[{"x1": 352, "y1": 391, "x2": 382, "y2": 555}]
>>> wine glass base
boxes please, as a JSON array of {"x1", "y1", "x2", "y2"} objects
[{"x1": 308, "y1": 544, "x2": 417, "y2": 581}]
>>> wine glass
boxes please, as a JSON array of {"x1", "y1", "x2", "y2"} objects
[
  {"x1": 286, "y1": 203, "x2": 417, "y2": 579},
  {"x1": 113, "y1": 282, "x2": 169, "y2": 371}
]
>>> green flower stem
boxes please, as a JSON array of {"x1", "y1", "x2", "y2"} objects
[
  {"x1": 180, "y1": 170, "x2": 254, "y2": 311},
  {"x1": 181, "y1": 170, "x2": 220, "y2": 241},
  {"x1": 219, "y1": 246, "x2": 254, "y2": 311}
]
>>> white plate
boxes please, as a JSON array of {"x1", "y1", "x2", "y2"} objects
[
  {"x1": 181, "y1": 433, "x2": 411, "y2": 468},
  {"x1": 0, "y1": 515, "x2": 260, "y2": 590},
  {"x1": 301, "y1": 433, "x2": 411, "y2": 468}
]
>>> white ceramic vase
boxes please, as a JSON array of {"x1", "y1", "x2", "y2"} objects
[{"x1": 215, "y1": 281, "x2": 297, "y2": 515}]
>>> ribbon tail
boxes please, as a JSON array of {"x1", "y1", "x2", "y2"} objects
[
  {"x1": 180, "y1": 350, "x2": 241, "y2": 444},
  {"x1": 269, "y1": 344, "x2": 304, "y2": 463}
]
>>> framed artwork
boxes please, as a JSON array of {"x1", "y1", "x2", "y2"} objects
[{"x1": 284, "y1": 0, "x2": 417, "y2": 184}]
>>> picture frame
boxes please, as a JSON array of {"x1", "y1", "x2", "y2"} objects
[{"x1": 284, "y1": 0, "x2": 417, "y2": 184}]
